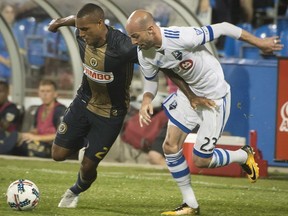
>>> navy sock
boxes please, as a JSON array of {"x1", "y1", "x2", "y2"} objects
[{"x1": 70, "y1": 172, "x2": 97, "y2": 195}]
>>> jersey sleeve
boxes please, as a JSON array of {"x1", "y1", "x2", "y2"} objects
[
  {"x1": 53, "y1": 104, "x2": 67, "y2": 127},
  {"x1": 120, "y1": 35, "x2": 139, "y2": 64},
  {"x1": 180, "y1": 26, "x2": 216, "y2": 49},
  {"x1": 118, "y1": 33, "x2": 138, "y2": 64},
  {"x1": 180, "y1": 23, "x2": 242, "y2": 49},
  {"x1": 138, "y1": 49, "x2": 159, "y2": 80},
  {"x1": 112, "y1": 29, "x2": 139, "y2": 64}
]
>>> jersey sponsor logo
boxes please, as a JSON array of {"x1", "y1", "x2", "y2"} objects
[
  {"x1": 83, "y1": 63, "x2": 114, "y2": 83},
  {"x1": 179, "y1": 59, "x2": 193, "y2": 70},
  {"x1": 90, "y1": 58, "x2": 98, "y2": 67},
  {"x1": 172, "y1": 50, "x2": 182, "y2": 60},
  {"x1": 280, "y1": 101, "x2": 288, "y2": 132},
  {"x1": 164, "y1": 29, "x2": 180, "y2": 39}
]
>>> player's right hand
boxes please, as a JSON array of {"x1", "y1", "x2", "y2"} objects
[
  {"x1": 48, "y1": 19, "x2": 60, "y2": 32},
  {"x1": 190, "y1": 97, "x2": 217, "y2": 110},
  {"x1": 139, "y1": 103, "x2": 153, "y2": 127}
]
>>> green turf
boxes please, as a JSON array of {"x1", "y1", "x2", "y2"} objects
[{"x1": 0, "y1": 157, "x2": 288, "y2": 216}]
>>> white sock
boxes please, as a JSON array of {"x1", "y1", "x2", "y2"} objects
[
  {"x1": 209, "y1": 148, "x2": 248, "y2": 168},
  {"x1": 165, "y1": 149, "x2": 199, "y2": 208}
]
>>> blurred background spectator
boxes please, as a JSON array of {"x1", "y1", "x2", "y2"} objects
[
  {"x1": 0, "y1": 79, "x2": 23, "y2": 154},
  {"x1": 0, "y1": 3, "x2": 17, "y2": 82},
  {"x1": 13, "y1": 79, "x2": 66, "y2": 158}
]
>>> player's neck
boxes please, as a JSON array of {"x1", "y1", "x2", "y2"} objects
[
  {"x1": 95, "y1": 25, "x2": 108, "y2": 48},
  {"x1": 154, "y1": 26, "x2": 162, "y2": 48}
]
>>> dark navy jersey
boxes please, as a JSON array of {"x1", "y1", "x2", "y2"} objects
[
  {"x1": 0, "y1": 101, "x2": 21, "y2": 132},
  {"x1": 75, "y1": 26, "x2": 138, "y2": 118}
]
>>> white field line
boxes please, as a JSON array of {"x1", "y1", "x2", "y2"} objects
[
  {"x1": 1, "y1": 155, "x2": 288, "y2": 193},
  {"x1": 0, "y1": 155, "x2": 166, "y2": 169},
  {"x1": 1, "y1": 155, "x2": 288, "y2": 173},
  {"x1": 3, "y1": 164, "x2": 288, "y2": 193},
  {"x1": 101, "y1": 173, "x2": 288, "y2": 193}
]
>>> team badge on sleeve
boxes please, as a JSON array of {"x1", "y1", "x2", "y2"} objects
[
  {"x1": 5, "y1": 113, "x2": 15, "y2": 122},
  {"x1": 57, "y1": 122, "x2": 67, "y2": 134}
]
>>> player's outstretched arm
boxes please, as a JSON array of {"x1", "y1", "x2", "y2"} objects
[
  {"x1": 239, "y1": 29, "x2": 284, "y2": 54},
  {"x1": 48, "y1": 15, "x2": 76, "y2": 32},
  {"x1": 161, "y1": 69, "x2": 216, "y2": 110},
  {"x1": 211, "y1": 22, "x2": 284, "y2": 54}
]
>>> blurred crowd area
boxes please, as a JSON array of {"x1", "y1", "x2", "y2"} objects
[{"x1": 0, "y1": 0, "x2": 287, "y2": 99}]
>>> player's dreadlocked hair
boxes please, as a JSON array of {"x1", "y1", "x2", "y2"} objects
[{"x1": 77, "y1": 3, "x2": 104, "y2": 21}]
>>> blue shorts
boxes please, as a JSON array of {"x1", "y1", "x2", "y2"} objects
[{"x1": 54, "y1": 96, "x2": 125, "y2": 163}]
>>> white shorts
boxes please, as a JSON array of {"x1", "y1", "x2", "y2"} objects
[{"x1": 162, "y1": 90, "x2": 231, "y2": 158}]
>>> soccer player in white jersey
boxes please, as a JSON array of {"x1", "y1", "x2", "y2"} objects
[{"x1": 126, "y1": 10, "x2": 283, "y2": 215}]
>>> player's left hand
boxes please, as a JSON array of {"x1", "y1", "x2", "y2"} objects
[{"x1": 259, "y1": 36, "x2": 284, "y2": 54}]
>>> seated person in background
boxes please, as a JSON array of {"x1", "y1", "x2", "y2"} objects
[
  {"x1": 0, "y1": 79, "x2": 22, "y2": 154},
  {"x1": 148, "y1": 123, "x2": 167, "y2": 166},
  {"x1": 122, "y1": 77, "x2": 177, "y2": 166},
  {"x1": 121, "y1": 103, "x2": 167, "y2": 165},
  {"x1": 14, "y1": 79, "x2": 66, "y2": 158}
]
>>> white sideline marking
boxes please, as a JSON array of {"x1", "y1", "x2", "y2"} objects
[
  {"x1": 1, "y1": 155, "x2": 287, "y2": 193},
  {"x1": 101, "y1": 173, "x2": 288, "y2": 193}
]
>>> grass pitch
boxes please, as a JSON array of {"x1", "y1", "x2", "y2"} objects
[{"x1": 0, "y1": 156, "x2": 287, "y2": 216}]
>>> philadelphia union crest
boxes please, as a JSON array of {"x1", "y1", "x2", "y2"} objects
[
  {"x1": 90, "y1": 57, "x2": 98, "y2": 67},
  {"x1": 57, "y1": 122, "x2": 67, "y2": 134}
]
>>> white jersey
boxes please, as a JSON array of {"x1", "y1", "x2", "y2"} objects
[{"x1": 138, "y1": 25, "x2": 230, "y2": 99}]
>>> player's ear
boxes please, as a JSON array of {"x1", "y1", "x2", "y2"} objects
[
  {"x1": 147, "y1": 26, "x2": 153, "y2": 34},
  {"x1": 98, "y1": 19, "x2": 103, "y2": 27}
]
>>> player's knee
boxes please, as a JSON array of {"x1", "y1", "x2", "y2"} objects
[
  {"x1": 163, "y1": 139, "x2": 179, "y2": 154},
  {"x1": 51, "y1": 152, "x2": 66, "y2": 161},
  {"x1": 51, "y1": 144, "x2": 68, "y2": 161}
]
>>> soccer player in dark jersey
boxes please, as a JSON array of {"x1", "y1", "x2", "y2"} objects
[{"x1": 48, "y1": 3, "x2": 215, "y2": 208}]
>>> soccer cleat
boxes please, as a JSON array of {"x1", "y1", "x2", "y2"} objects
[
  {"x1": 241, "y1": 145, "x2": 259, "y2": 183},
  {"x1": 58, "y1": 189, "x2": 79, "y2": 208},
  {"x1": 161, "y1": 203, "x2": 200, "y2": 215}
]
